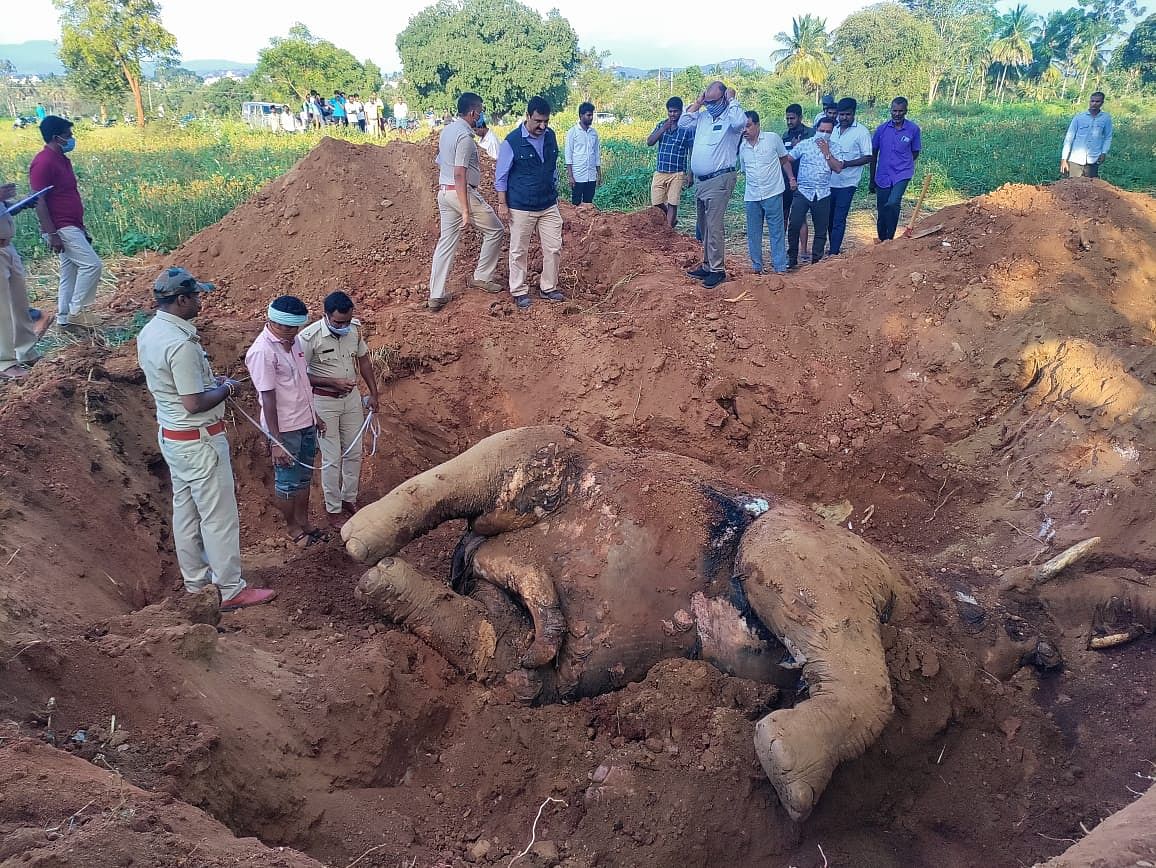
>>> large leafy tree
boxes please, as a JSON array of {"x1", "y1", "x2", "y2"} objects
[
  {"x1": 770, "y1": 15, "x2": 832, "y2": 100},
  {"x1": 573, "y1": 48, "x2": 615, "y2": 109},
  {"x1": 830, "y1": 4, "x2": 938, "y2": 106},
  {"x1": 1113, "y1": 11, "x2": 1156, "y2": 85},
  {"x1": 903, "y1": 0, "x2": 995, "y2": 103},
  {"x1": 251, "y1": 24, "x2": 383, "y2": 105},
  {"x1": 55, "y1": 0, "x2": 178, "y2": 128},
  {"x1": 397, "y1": 0, "x2": 581, "y2": 118}
]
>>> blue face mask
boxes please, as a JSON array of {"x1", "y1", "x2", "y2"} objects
[
  {"x1": 326, "y1": 316, "x2": 351, "y2": 337},
  {"x1": 59, "y1": 136, "x2": 76, "y2": 154}
]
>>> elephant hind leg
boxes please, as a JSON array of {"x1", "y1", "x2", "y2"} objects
[
  {"x1": 471, "y1": 545, "x2": 566, "y2": 669},
  {"x1": 355, "y1": 557, "x2": 498, "y2": 678}
]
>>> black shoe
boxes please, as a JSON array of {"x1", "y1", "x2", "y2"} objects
[
  {"x1": 701, "y1": 271, "x2": 726, "y2": 288},
  {"x1": 686, "y1": 265, "x2": 711, "y2": 279},
  {"x1": 539, "y1": 290, "x2": 565, "y2": 302},
  {"x1": 514, "y1": 295, "x2": 532, "y2": 310}
]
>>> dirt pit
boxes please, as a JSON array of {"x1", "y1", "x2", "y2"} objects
[{"x1": 2, "y1": 136, "x2": 1156, "y2": 866}]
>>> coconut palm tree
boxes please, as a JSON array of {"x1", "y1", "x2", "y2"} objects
[
  {"x1": 991, "y1": 4, "x2": 1040, "y2": 100},
  {"x1": 770, "y1": 15, "x2": 832, "y2": 100}
]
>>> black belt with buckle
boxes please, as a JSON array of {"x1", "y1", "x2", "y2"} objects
[{"x1": 696, "y1": 167, "x2": 736, "y2": 182}]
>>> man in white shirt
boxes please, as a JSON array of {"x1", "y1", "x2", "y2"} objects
[
  {"x1": 565, "y1": 102, "x2": 602, "y2": 205},
  {"x1": 828, "y1": 97, "x2": 874, "y2": 255},
  {"x1": 474, "y1": 113, "x2": 500, "y2": 161},
  {"x1": 393, "y1": 99, "x2": 409, "y2": 130},
  {"x1": 678, "y1": 81, "x2": 746, "y2": 289},
  {"x1": 739, "y1": 110, "x2": 796, "y2": 275},
  {"x1": 1061, "y1": 91, "x2": 1113, "y2": 179},
  {"x1": 346, "y1": 94, "x2": 366, "y2": 132},
  {"x1": 427, "y1": 92, "x2": 505, "y2": 312},
  {"x1": 365, "y1": 95, "x2": 381, "y2": 137}
]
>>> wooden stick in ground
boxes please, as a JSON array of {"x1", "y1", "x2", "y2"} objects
[{"x1": 903, "y1": 172, "x2": 933, "y2": 238}]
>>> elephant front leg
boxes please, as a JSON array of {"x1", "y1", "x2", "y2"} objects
[
  {"x1": 737, "y1": 506, "x2": 902, "y2": 822},
  {"x1": 471, "y1": 544, "x2": 567, "y2": 669},
  {"x1": 355, "y1": 557, "x2": 500, "y2": 679}
]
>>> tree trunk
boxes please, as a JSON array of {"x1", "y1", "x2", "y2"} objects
[
  {"x1": 99, "y1": 103, "x2": 108, "y2": 124},
  {"x1": 123, "y1": 64, "x2": 146, "y2": 128},
  {"x1": 951, "y1": 77, "x2": 960, "y2": 106}
]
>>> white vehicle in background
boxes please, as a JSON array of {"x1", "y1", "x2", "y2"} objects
[{"x1": 241, "y1": 101, "x2": 300, "y2": 132}]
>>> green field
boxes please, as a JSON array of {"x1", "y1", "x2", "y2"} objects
[{"x1": 1, "y1": 102, "x2": 1153, "y2": 266}]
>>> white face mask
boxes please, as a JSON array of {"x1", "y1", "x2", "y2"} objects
[{"x1": 815, "y1": 132, "x2": 831, "y2": 141}]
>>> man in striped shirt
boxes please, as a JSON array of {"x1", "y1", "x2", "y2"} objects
[{"x1": 646, "y1": 97, "x2": 694, "y2": 228}]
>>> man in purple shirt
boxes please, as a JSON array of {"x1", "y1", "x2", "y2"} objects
[{"x1": 869, "y1": 97, "x2": 922, "y2": 242}]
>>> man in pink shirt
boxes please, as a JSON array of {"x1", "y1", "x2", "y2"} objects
[
  {"x1": 29, "y1": 116, "x2": 104, "y2": 329},
  {"x1": 244, "y1": 295, "x2": 325, "y2": 547}
]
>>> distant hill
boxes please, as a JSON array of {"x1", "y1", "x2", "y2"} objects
[
  {"x1": 0, "y1": 41, "x2": 65, "y2": 76},
  {"x1": 611, "y1": 58, "x2": 765, "y2": 80},
  {"x1": 0, "y1": 41, "x2": 253, "y2": 79},
  {"x1": 180, "y1": 59, "x2": 256, "y2": 75}
]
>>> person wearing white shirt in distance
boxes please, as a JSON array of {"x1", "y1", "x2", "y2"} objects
[
  {"x1": 474, "y1": 113, "x2": 501, "y2": 161},
  {"x1": 739, "y1": 110, "x2": 795, "y2": 275},
  {"x1": 828, "y1": 97, "x2": 874, "y2": 255},
  {"x1": 565, "y1": 102, "x2": 602, "y2": 205},
  {"x1": 679, "y1": 80, "x2": 746, "y2": 289},
  {"x1": 1061, "y1": 91, "x2": 1112, "y2": 179}
]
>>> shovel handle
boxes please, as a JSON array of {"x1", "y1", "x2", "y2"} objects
[{"x1": 905, "y1": 173, "x2": 932, "y2": 236}]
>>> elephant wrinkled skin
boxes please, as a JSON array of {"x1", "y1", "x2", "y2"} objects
[{"x1": 343, "y1": 426, "x2": 907, "y2": 822}]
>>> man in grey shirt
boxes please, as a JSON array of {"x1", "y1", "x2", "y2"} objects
[
  {"x1": 427, "y1": 92, "x2": 506, "y2": 312},
  {"x1": 679, "y1": 81, "x2": 745, "y2": 288}
]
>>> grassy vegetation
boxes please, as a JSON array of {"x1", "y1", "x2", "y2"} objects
[
  {"x1": 0, "y1": 121, "x2": 419, "y2": 260},
  {"x1": 1, "y1": 101, "x2": 1152, "y2": 267}
]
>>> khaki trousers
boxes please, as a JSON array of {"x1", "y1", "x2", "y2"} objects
[
  {"x1": 56, "y1": 225, "x2": 103, "y2": 319},
  {"x1": 0, "y1": 245, "x2": 38, "y2": 367},
  {"x1": 314, "y1": 390, "x2": 365, "y2": 514},
  {"x1": 159, "y1": 430, "x2": 246, "y2": 601},
  {"x1": 508, "y1": 204, "x2": 563, "y2": 298},
  {"x1": 429, "y1": 188, "x2": 505, "y2": 302},
  {"x1": 695, "y1": 171, "x2": 737, "y2": 272}
]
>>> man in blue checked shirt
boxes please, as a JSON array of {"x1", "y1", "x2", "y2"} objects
[
  {"x1": 646, "y1": 97, "x2": 694, "y2": 228},
  {"x1": 1061, "y1": 91, "x2": 1112, "y2": 179},
  {"x1": 679, "y1": 81, "x2": 746, "y2": 289},
  {"x1": 787, "y1": 117, "x2": 844, "y2": 269}
]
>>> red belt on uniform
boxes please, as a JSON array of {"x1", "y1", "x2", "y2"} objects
[
  {"x1": 312, "y1": 386, "x2": 347, "y2": 398},
  {"x1": 161, "y1": 420, "x2": 226, "y2": 440},
  {"x1": 438, "y1": 184, "x2": 456, "y2": 191}
]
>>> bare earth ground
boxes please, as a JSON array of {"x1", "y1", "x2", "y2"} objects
[{"x1": 1, "y1": 137, "x2": 1155, "y2": 867}]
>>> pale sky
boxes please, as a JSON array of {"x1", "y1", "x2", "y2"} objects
[{"x1": 13, "y1": 0, "x2": 1075, "y2": 71}]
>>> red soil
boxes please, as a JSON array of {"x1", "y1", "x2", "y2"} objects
[{"x1": 2, "y1": 136, "x2": 1154, "y2": 866}]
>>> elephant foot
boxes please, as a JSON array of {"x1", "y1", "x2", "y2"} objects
[
  {"x1": 505, "y1": 667, "x2": 543, "y2": 704},
  {"x1": 520, "y1": 603, "x2": 567, "y2": 668},
  {"x1": 753, "y1": 708, "x2": 839, "y2": 823}
]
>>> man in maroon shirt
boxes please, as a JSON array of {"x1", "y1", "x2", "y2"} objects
[{"x1": 29, "y1": 116, "x2": 103, "y2": 329}]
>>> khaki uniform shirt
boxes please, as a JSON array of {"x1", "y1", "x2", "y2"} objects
[
  {"x1": 0, "y1": 209, "x2": 14, "y2": 244},
  {"x1": 437, "y1": 118, "x2": 480, "y2": 188},
  {"x1": 137, "y1": 311, "x2": 222, "y2": 429},
  {"x1": 299, "y1": 318, "x2": 369, "y2": 382}
]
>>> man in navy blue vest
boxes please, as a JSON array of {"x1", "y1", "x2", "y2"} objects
[{"x1": 495, "y1": 96, "x2": 564, "y2": 311}]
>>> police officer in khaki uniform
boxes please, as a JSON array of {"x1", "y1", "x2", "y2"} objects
[
  {"x1": 136, "y1": 267, "x2": 276, "y2": 610},
  {"x1": 0, "y1": 182, "x2": 41, "y2": 382},
  {"x1": 299, "y1": 290, "x2": 379, "y2": 528}
]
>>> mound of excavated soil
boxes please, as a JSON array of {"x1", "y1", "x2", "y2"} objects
[{"x1": 2, "y1": 136, "x2": 1155, "y2": 867}]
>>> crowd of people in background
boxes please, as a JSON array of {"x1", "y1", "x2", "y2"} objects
[{"x1": 645, "y1": 84, "x2": 925, "y2": 283}]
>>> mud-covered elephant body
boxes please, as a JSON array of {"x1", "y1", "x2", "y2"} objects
[{"x1": 343, "y1": 426, "x2": 906, "y2": 821}]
